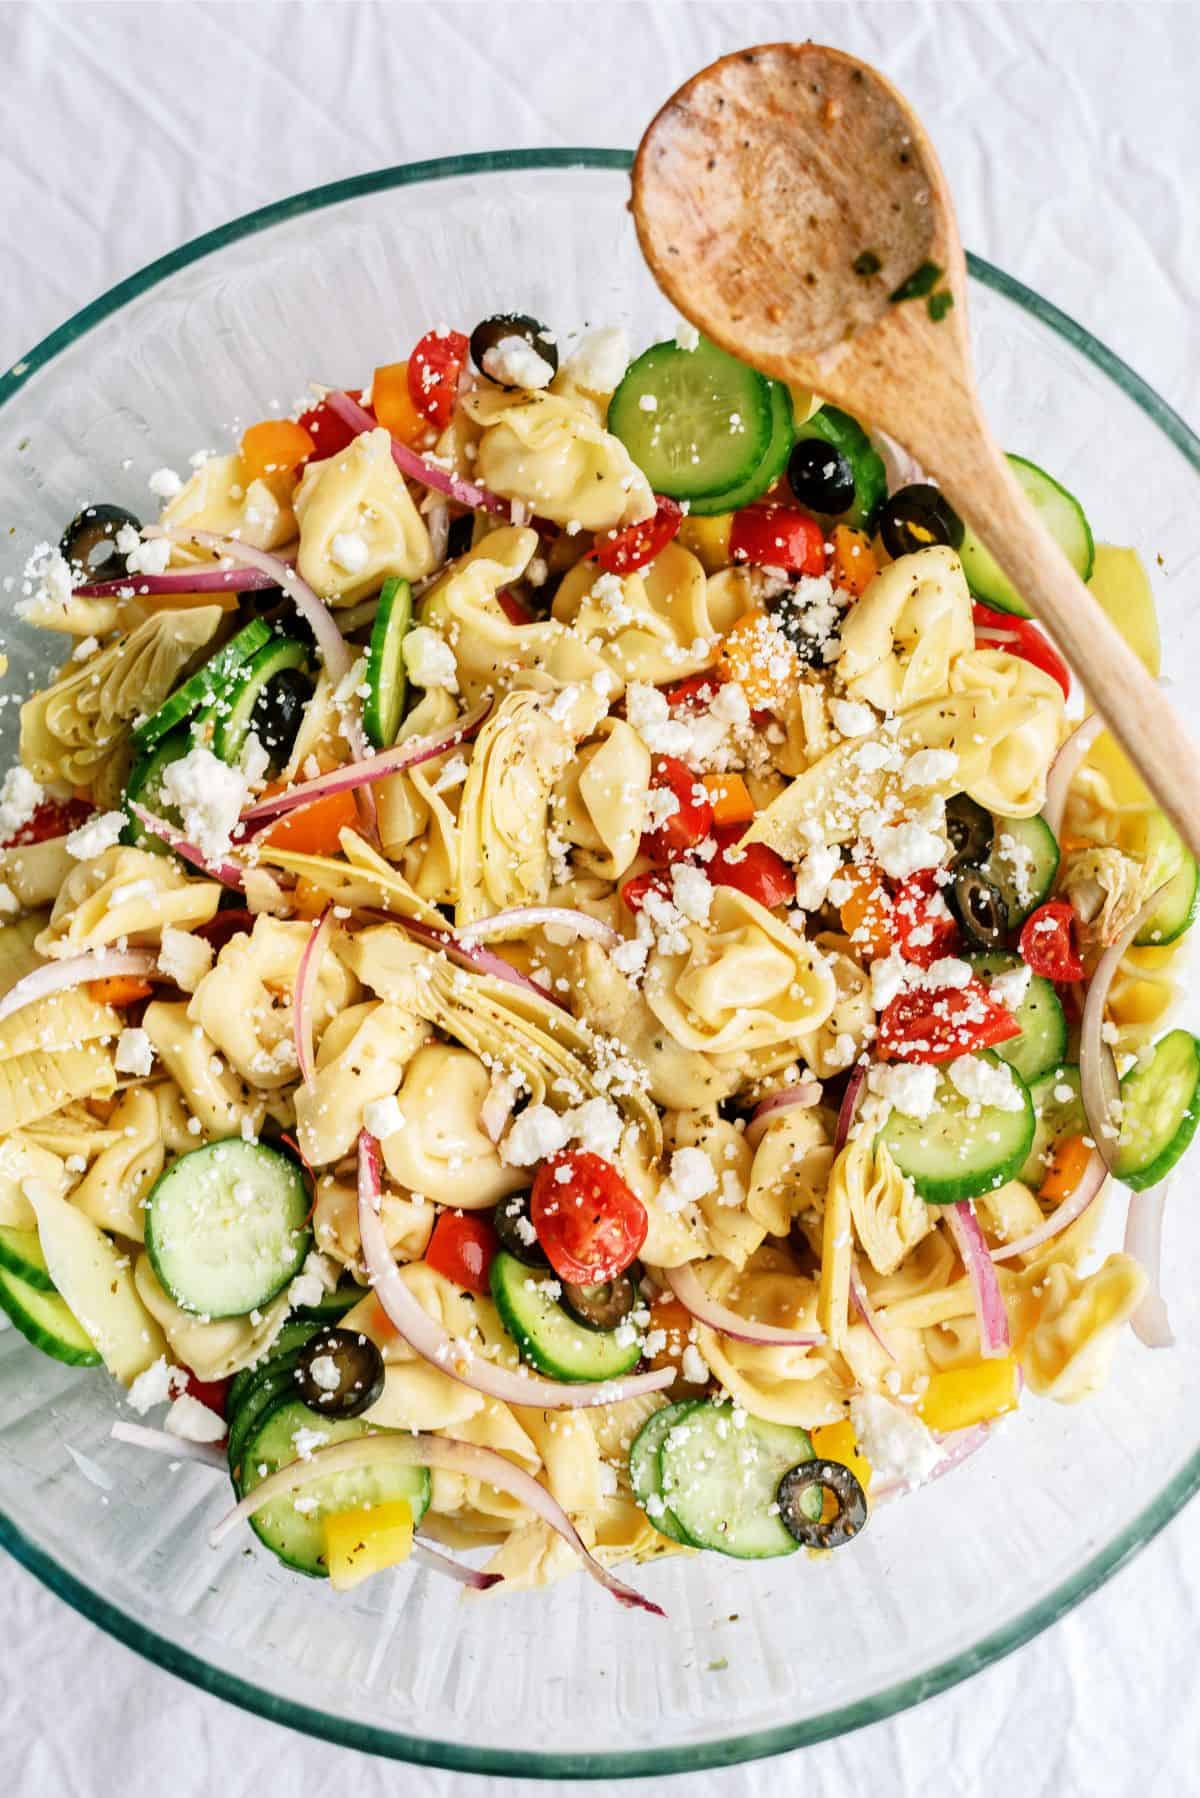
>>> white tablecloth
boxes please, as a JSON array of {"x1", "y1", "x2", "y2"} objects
[{"x1": 2, "y1": 4, "x2": 1198, "y2": 1794}]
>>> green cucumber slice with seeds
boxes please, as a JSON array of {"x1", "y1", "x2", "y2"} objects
[
  {"x1": 980, "y1": 813, "x2": 1060, "y2": 930},
  {"x1": 131, "y1": 617, "x2": 274, "y2": 752},
  {"x1": 211, "y1": 636, "x2": 311, "y2": 763},
  {"x1": 363, "y1": 577, "x2": 413, "y2": 749},
  {"x1": 1135, "y1": 813, "x2": 1198, "y2": 947},
  {"x1": 608, "y1": 338, "x2": 773, "y2": 502},
  {"x1": 0, "y1": 1223, "x2": 54, "y2": 1293},
  {"x1": 226, "y1": 1317, "x2": 323, "y2": 1432},
  {"x1": 145, "y1": 1138, "x2": 311, "y2": 1318},
  {"x1": 878, "y1": 1052, "x2": 1035, "y2": 1204},
  {"x1": 791, "y1": 404, "x2": 887, "y2": 531},
  {"x1": 659, "y1": 1403, "x2": 819, "y2": 1559},
  {"x1": 958, "y1": 455, "x2": 1094, "y2": 618},
  {"x1": 628, "y1": 1399, "x2": 705, "y2": 1545},
  {"x1": 1020, "y1": 1065, "x2": 1085, "y2": 1188},
  {"x1": 687, "y1": 379, "x2": 795, "y2": 517},
  {"x1": 1112, "y1": 1028, "x2": 1200, "y2": 1192},
  {"x1": 237, "y1": 1397, "x2": 430, "y2": 1578},
  {"x1": 122, "y1": 724, "x2": 193, "y2": 853},
  {"x1": 0, "y1": 1264, "x2": 100, "y2": 1365},
  {"x1": 489, "y1": 1249, "x2": 641, "y2": 1382},
  {"x1": 967, "y1": 952, "x2": 1068, "y2": 1087}
]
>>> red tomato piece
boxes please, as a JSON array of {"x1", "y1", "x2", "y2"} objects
[
  {"x1": 620, "y1": 870, "x2": 671, "y2": 912},
  {"x1": 182, "y1": 1370, "x2": 231, "y2": 1420},
  {"x1": 1, "y1": 797, "x2": 92, "y2": 850},
  {"x1": 1019, "y1": 901, "x2": 1085, "y2": 982},
  {"x1": 296, "y1": 389, "x2": 368, "y2": 464},
  {"x1": 496, "y1": 588, "x2": 535, "y2": 626},
  {"x1": 729, "y1": 504, "x2": 826, "y2": 575},
  {"x1": 892, "y1": 868, "x2": 960, "y2": 968},
  {"x1": 590, "y1": 496, "x2": 682, "y2": 575},
  {"x1": 972, "y1": 603, "x2": 1071, "y2": 701},
  {"x1": 407, "y1": 329, "x2": 469, "y2": 430},
  {"x1": 707, "y1": 838, "x2": 796, "y2": 909},
  {"x1": 530, "y1": 1150, "x2": 648, "y2": 1283},
  {"x1": 878, "y1": 979, "x2": 1022, "y2": 1063},
  {"x1": 641, "y1": 757, "x2": 714, "y2": 863},
  {"x1": 425, "y1": 1211, "x2": 498, "y2": 1296},
  {"x1": 665, "y1": 671, "x2": 725, "y2": 710}
]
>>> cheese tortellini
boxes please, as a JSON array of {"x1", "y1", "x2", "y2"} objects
[
  {"x1": 553, "y1": 718, "x2": 651, "y2": 880},
  {"x1": 294, "y1": 1000, "x2": 430, "y2": 1167},
  {"x1": 462, "y1": 388, "x2": 654, "y2": 531},
  {"x1": 1012, "y1": 1254, "x2": 1147, "y2": 1402},
  {"x1": 294, "y1": 427, "x2": 435, "y2": 603},
  {"x1": 837, "y1": 545, "x2": 974, "y2": 709},
  {"x1": 160, "y1": 452, "x2": 296, "y2": 552},
  {"x1": 37, "y1": 847, "x2": 221, "y2": 957},
  {"x1": 379, "y1": 1043, "x2": 527, "y2": 1209},
  {"x1": 551, "y1": 542, "x2": 740, "y2": 685}
]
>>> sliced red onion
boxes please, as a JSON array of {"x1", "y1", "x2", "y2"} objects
[
  {"x1": 210, "y1": 1421, "x2": 663, "y2": 1615},
  {"x1": 240, "y1": 701, "x2": 491, "y2": 827},
  {"x1": 1042, "y1": 713, "x2": 1104, "y2": 840},
  {"x1": 457, "y1": 906, "x2": 621, "y2": 952},
  {"x1": 357, "y1": 1132, "x2": 674, "y2": 1410},
  {"x1": 664, "y1": 1260, "x2": 825, "y2": 1348},
  {"x1": 1079, "y1": 884, "x2": 1169, "y2": 1172},
  {"x1": 834, "y1": 1063, "x2": 868, "y2": 1155},
  {"x1": 412, "y1": 1538, "x2": 503, "y2": 1591},
  {"x1": 294, "y1": 908, "x2": 333, "y2": 1087},
  {"x1": 0, "y1": 949, "x2": 158, "y2": 1025},
  {"x1": 129, "y1": 804, "x2": 247, "y2": 890},
  {"x1": 110, "y1": 1420, "x2": 226, "y2": 1471},
  {"x1": 324, "y1": 390, "x2": 509, "y2": 516},
  {"x1": 1124, "y1": 1182, "x2": 1175, "y2": 1349},
  {"x1": 397, "y1": 915, "x2": 562, "y2": 1007},
  {"x1": 479, "y1": 1068, "x2": 521, "y2": 1145},
  {"x1": 76, "y1": 566, "x2": 280, "y2": 600},
  {"x1": 990, "y1": 1148, "x2": 1107, "y2": 1262},
  {"x1": 871, "y1": 429, "x2": 925, "y2": 494},
  {"x1": 744, "y1": 1078, "x2": 823, "y2": 1150},
  {"x1": 849, "y1": 1259, "x2": 897, "y2": 1361},
  {"x1": 945, "y1": 1202, "x2": 1010, "y2": 1359}
]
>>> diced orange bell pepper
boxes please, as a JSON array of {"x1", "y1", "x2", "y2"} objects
[
  {"x1": 645, "y1": 1294, "x2": 708, "y2": 1390},
  {"x1": 717, "y1": 607, "x2": 800, "y2": 710},
  {"x1": 811, "y1": 1417, "x2": 873, "y2": 1492},
  {"x1": 324, "y1": 1500, "x2": 414, "y2": 1590},
  {"x1": 371, "y1": 361, "x2": 429, "y2": 446},
  {"x1": 837, "y1": 861, "x2": 894, "y2": 957},
  {"x1": 830, "y1": 525, "x2": 878, "y2": 599},
  {"x1": 238, "y1": 419, "x2": 315, "y2": 492},
  {"x1": 701, "y1": 772, "x2": 755, "y2": 829},
  {"x1": 87, "y1": 976, "x2": 153, "y2": 1006},
  {"x1": 261, "y1": 787, "x2": 359, "y2": 856},
  {"x1": 1039, "y1": 1133, "x2": 1093, "y2": 1204},
  {"x1": 290, "y1": 876, "x2": 333, "y2": 919},
  {"x1": 917, "y1": 1356, "x2": 1020, "y2": 1433}
]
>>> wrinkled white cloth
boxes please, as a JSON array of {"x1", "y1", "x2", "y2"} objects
[{"x1": 1, "y1": 4, "x2": 1198, "y2": 1796}]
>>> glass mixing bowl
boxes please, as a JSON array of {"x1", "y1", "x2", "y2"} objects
[{"x1": 1, "y1": 152, "x2": 1198, "y2": 1780}]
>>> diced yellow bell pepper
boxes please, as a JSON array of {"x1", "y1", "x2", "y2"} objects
[
  {"x1": 323, "y1": 1500, "x2": 414, "y2": 1591},
  {"x1": 811, "y1": 1417, "x2": 873, "y2": 1492},
  {"x1": 916, "y1": 1356, "x2": 1020, "y2": 1435},
  {"x1": 677, "y1": 512, "x2": 733, "y2": 573}
]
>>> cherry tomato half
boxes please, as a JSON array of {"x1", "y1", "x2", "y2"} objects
[
  {"x1": 530, "y1": 1150, "x2": 648, "y2": 1283},
  {"x1": 972, "y1": 603, "x2": 1071, "y2": 701},
  {"x1": 296, "y1": 389, "x2": 368, "y2": 464},
  {"x1": 407, "y1": 329, "x2": 470, "y2": 430},
  {"x1": 1, "y1": 797, "x2": 92, "y2": 850},
  {"x1": 590, "y1": 495, "x2": 682, "y2": 575},
  {"x1": 665, "y1": 671, "x2": 725, "y2": 711},
  {"x1": 878, "y1": 978, "x2": 1022, "y2": 1063},
  {"x1": 620, "y1": 870, "x2": 671, "y2": 913},
  {"x1": 1019, "y1": 900, "x2": 1085, "y2": 982},
  {"x1": 729, "y1": 504, "x2": 826, "y2": 575},
  {"x1": 641, "y1": 756, "x2": 713, "y2": 863},
  {"x1": 707, "y1": 837, "x2": 796, "y2": 910},
  {"x1": 425, "y1": 1211, "x2": 499, "y2": 1296},
  {"x1": 892, "y1": 868, "x2": 960, "y2": 968}
]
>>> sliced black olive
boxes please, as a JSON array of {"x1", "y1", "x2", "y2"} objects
[
  {"x1": 777, "y1": 1458, "x2": 868, "y2": 1549},
  {"x1": 249, "y1": 667, "x2": 313, "y2": 765},
  {"x1": 944, "y1": 793, "x2": 995, "y2": 870},
  {"x1": 878, "y1": 483, "x2": 964, "y2": 559},
  {"x1": 766, "y1": 587, "x2": 833, "y2": 668},
  {"x1": 492, "y1": 1189, "x2": 549, "y2": 1267},
  {"x1": 950, "y1": 867, "x2": 1008, "y2": 949},
  {"x1": 786, "y1": 437, "x2": 857, "y2": 516},
  {"x1": 445, "y1": 512, "x2": 475, "y2": 559},
  {"x1": 561, "y1": 1263, "x2": 642, "y2": 1332},
  {"x1": 59, "y1": 503, "x2": 142, "y2": 578},
  {"x1": 469, "y1": 314, "x2": 558, "y2": 386},
  {"x1": 293, "y1": 1326, "x2": 385, "y2": 1419}
]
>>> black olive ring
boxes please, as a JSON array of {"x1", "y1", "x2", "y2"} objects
[{"x1": 776, "y1": 1457, "x2": 869, "y2": 1550}]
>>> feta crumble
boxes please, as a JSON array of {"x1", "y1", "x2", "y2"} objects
[
  {"x1": 164, "y1": 1393, "x2": 226, "y2": 1444},
  {"x1": 947, "y1": 1054, "x2": 1025, "y2": 1112},
  {"x1": 402, "y1": 626, "x2": 459, "y2": 692},
  {"x1": 65, "y1": 810, "x2": 127, "y2": 860},
  {"x1": 482, "y1": 336, "x2": 555, "y2": 389},
  {"x1": 114, "y1": 1028, "x2": 154, "y2": 1077},
  {"x1": 160, "y1": 745, "x2": 250, "y2": 864},
  {"x1": 849, "y1": 1392, "x2": 942, "y2": 1487}
]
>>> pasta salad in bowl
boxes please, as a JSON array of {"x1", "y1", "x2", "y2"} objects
[{"x1": 0, "y1": 280, "x2": 1195, "y2": 1625}]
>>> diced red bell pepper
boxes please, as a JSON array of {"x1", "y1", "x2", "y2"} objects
[
  {"x1": 1, "y1": 797, "x2": 92, "y2": 850},
  {"x1": 589, "y1": 496, "x2": 682, "y2": 575},
  {"x1": 296, "y1": 389, "x2": 369, "y2": 464}
]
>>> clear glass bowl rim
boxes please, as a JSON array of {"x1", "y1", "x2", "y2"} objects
[{"x1": 1, "y1": 147, "x2": 1198, "y2": 1780}]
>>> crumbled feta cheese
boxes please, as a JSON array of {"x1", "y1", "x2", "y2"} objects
[
  {"x1": 830, "y1": 698, "x2": 876, "y2": 739},
  {"x1": 681, "y1": 1344, "x2": 709, "y2": 1385},
  {"x1": 670, "y1": 862, "x2": 714, "y2": 923},
  {"x1": 65, "y1": 809, "x2": 127, "y2": 860},
  {"x1": 126, "y1": 1356, "x2": 187, "y2": 1415},
  {"x1": 363, "y1": 1094, "x2": 404, "y2": 1140},
  {"x1": 119, "y1": 530, "x2": 171, "y2": 578},
  {"x1": 330, "y1": 530, "x2": 370, "y2": 574},
  {"x1": 147, "y1": 466, "x2": 184, "y2": 500},
  {"x1": 157, "y1": 925, "x2": 214, "y2": 993},
  {"x1": 564, "y1": 327, "x2": 629, "y2": 393},
  {"x1": 0, "y1": 882, "x2": 20, "y2": 918},
  {"x1": 567, "y1": 1097, "x2": 624, "y2": 1159},
  {"x1": 849, "y1": 1392, "x2": 941, "y2": 1487},
  {"x1": 288, "y1": 1269, "x2": 326, "y2": 1309},
  {"x1": 307, "y1": 1353, "x2": 342, "y2": 1396},
  {"x1": 402, "y1": 625, "x2": 459, "y2": 692},
  {"x1": 923, "y1": 956, "x2": 974, "y2": 991},
  {"x1": 660, "y1": 1146, "x2": 717, "y2": 1214},
  {"x1": 160, "y1": 745, "x2": 250, "y2": 864},
  {"x1": 870, "y1": 820, "x2": 946, "y2": 880},
  {"x1": 0, "y1": 766, "x2": 43, "y2": 839},
  {"x1": 72, "y1": 635, "x2": 99, "y2": 662},
  {"x1": 19, "y1": 541, "x2": 76, "y2": 614},
  {"x1": 866, "y1": 1061, "x2": 939, "y2": 1121},
  {"x1": 793, "y1": 844, "x2": 840, "y2": 912},
  {"x1": 644, "y1": 783, "x2": 682, "y2": 831},
  {"x1": 482, "y1": 335, "x2": 555, "y2": 389},
  {"x1": 870, "y1": 949, "x2": 910, "y2": 1011},
  {"x1": 114, "y1": 1028, "x2": 154, "y2": 1077},
  {"x1": 947, "y1": 1054, "x2": 1025, "y2": 1112},
  {"x1": 241, "y1": 730, "x2": 270, "y2": 789},
  {"x1": 164, "y1": 1393, "x2": 226, "y2": 1444},
  {"x1": 988, "y1": 963, "x2": 1033, "y2": 1011},
  {"x1": 903, "y1": 748, "x2": 958, "y2": 788},
  {"x1": 502, "y1": 1104, "x2": 570, "y2": 1166},
  {"x1": 675, "y1": 319, "x2": 701, "y2": 352}
]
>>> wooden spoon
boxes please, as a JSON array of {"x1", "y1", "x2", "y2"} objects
[{"x1": 632, "y1": 42, "x2": 1200, "y2": 856}]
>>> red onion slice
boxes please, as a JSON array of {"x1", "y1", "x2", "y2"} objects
[
  {"x1": 129, "y1": 804, "x2": 248, "y2": 890},
  {"x1": 1042, "y1": 713, "x2": 1104, "y2": 840},
  {"x1": 324, "y1": 390, "x2": 509, "y2": 516},
  {"x1": 110, "y1": 1420, "x2": 226, "y2": 1471},
  {"x1": 357, "y1": 1132, "x2": 674, "y2": 1411},
  {"x1": 834, "y1": 1063, "x2": 868, "y2": 1155},
  {"x1": 990, "y1": 1148, "x2": 1107, "y2": 1262},
  {"x1": 294, "y1": 908, "x2": 333, "y2": 1087},
  {"x1": 209, "y1": 1422, "x2": 663, "y2": 1615},
  {"x1": 1123, "y1": 1182, "x2": 1175, "y2": 1349},
  {"x1": 457, "y1": 906, "x2": 621, "y2": 952},
  {"x1": 945, "y1": 1202, "x2": 1010, "y2": 1358},
  {"x1": 0, "y1": 949, "x2": 158, "y2": 1025},
  {"x1": 1079, "y1": 885, "x2": 1169, "y2": 1172},
  {"x1": 411, "y1": 1538, "x2": 503, "y2": 1591},
  {"x1": 76, "y1": 566, "x2": 280, "y2": 600},
  {"x1": 849, "y1": 1259, "x2": 897, "y2": 1361},
  {"x1": 664, "y1": 1260, "x2": 825, "y2": 1348},
  {"x1": 744, "y1": 1078, "x2": 823, "y2": 1150},
  {"x1": 397, "y1": 915, "x2": 563, "y2": 1007}
]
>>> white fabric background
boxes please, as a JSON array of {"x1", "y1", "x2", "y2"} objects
[{"x1": 1, "y1": 3, "x2": 1198, "y2": 1793}]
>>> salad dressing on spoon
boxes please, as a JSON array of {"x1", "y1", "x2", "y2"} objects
[{"x1": 631, "y1": 42, "x2": 1200, "y2": 857}]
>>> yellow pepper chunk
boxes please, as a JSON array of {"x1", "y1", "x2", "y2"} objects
[
  {"x1": 677, "y1": 512, "x2": 733, "y2": 573},
  {"x1": 323, "y1": 1499, "x2": 414, "y2": 1591},
  {"x1": 916, "y1": 1356, "x2": 1020, "y2": 1435},
  {"x1": 811, "y1": 1417, "x2": 873, "y2": 1492}
]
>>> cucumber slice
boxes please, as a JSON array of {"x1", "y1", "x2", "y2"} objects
[
  {"x1": 489, "y1": 1249, "x2": 641, "y2": 1382},
  {"x1": 296, "y1": 1280, "x2": 369, "y2": 1323},
  {"x1": 628, "y1": 1399, "x2": 705, "y2": 1544},
  {"x1": 238, "y1": 1397, "x2": 430, "y2": 1578},
  {"x1": 0, "y1": 1264, "x2": 100, "y2": 1365},
  {"x1": 227, "y1": 1344, "x2": 317, "y2": 1486},
  {"x1": 131, "y1": 617, "x2": 274, "y2": 752},
  {"x1": 792, "y1": 404, "x2": 887, "y2": 531},
  {"x1": 227, "y1": 1318, "x2": 323, "y2": 1428},
  {"x1": 212, "y1": 637, "x2": 310, "y2": 764},
  {"x1": 1020, "y1": 1065, "x2": 1084, "y2": 1188},
  {"x1": 958, "y1": 455, "x2": 1094, "y2": 619},
  {"x1": 1135, "y1": 813, "x2": 1198, "y2": 947},
  {"x1": 607, "y1": 339, "x2": 773, "y2": 502},
  {"x1": 878, "y1": 1053, "x2": 1035, "y2": 1204},
  {"x1": 981, "y1": 813, "x2": 1060, "y2": 929},
  {"x1": 363, "y1": 577, "x2": 412, "y2": 749},
  {"x1": 123, "y1": 724, "x2": 192, "y2": 853},
  {"x1": 0, "y1": 1223, "x2": 54, "y2": 1293},
  {"x1": 145, "y1": 1139, "x2": 311, "y2": 1318},
  {"x1": 687, "y1": 380, "x2": 794, "y2": 518},
  {"x1": 659, "y1": 1402, "x2": 818, "y2": 1559},
  {"x1": 968, "y1": 952, "x2": 1068, "y2": 1086},
  {"x1": 1113, "y1": 1028, "x2": 1200, "y2": 1192}
]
